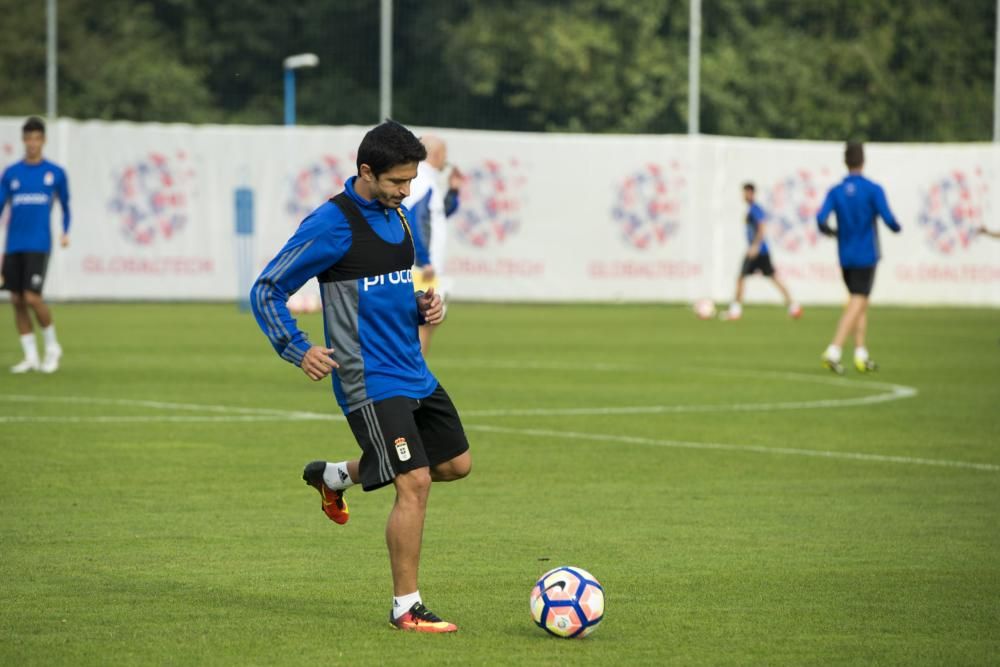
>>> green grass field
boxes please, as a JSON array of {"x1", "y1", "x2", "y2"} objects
[{"x1": 1, "y1": 302, "x2": 998, "y2": 666}]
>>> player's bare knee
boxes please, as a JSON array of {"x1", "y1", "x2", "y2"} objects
[
  {"x1": 433, "y1": 452, "x2": 471, "y2": 482},
  {"x1": 394, "y1": 467, "x2": 432, "y2": 503},
  {"x1": 23, "y1": 291, "x2": 43, "y2": 308}
]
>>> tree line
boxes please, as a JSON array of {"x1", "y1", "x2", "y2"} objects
[{"x1": 0, "y1": 0, "x2": 994, "y2": 141}]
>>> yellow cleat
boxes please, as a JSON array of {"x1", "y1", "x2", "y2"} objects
[{"x1": 855, "y1": 358, "x2": 878, "y2": 373}]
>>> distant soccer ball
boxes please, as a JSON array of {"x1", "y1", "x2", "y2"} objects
[
  {"x1": 693, "y1": 298, "x2": 717, "y2": 320},
  {"x1": 288, "y1": 292, "x2": 322, "y2": 314},
  {"x1": 530, "y1": 566, "x2": 604, "y2": 638}
]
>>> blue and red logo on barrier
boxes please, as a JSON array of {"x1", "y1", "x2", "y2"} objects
[
  {"x1": 108, "y1": 151, "x2": 195, "y2": 246},
  {"x1": 286, "y1": 155, "x2": 351, "y2": 223},
  {"x1": 453, "y1": 159, "x2": 524, "y2": 248},
  {"x1": 917, "y1": 168, "x2": 989, "y2": 255},
  {"x1": 612, "y1": 162, "x2": 685, "y2": 250},
  {"x1": 765, "y1": 168, "x2": 829, "y2": 253}
]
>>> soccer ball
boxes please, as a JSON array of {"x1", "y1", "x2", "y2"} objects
[
  {"x1": 288, "y1": 291, "x2": 322, "y2": 314},
  {"x1": 693, "y1": 298, "x2": 717, "y2": 320},
  {"x1": 530, "y1": 566, "x2": 605, "y2": 638}
]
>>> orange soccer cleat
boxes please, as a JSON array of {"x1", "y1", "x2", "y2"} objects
[
  {"x1": 302, "y1": 461, "x2": 349, "y2": 525},
  {"x1": 389, "y1": 603, "x2": 458, "y2": 633}
]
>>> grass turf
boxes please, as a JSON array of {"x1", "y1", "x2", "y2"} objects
[{"x1": 1, "y1": 302, "x2": 998, "y2": 665}]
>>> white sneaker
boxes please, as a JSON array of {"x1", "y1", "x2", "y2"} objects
[
  {"x1": 40, "y1": 345, "x2": 62, "y2": 374},
  {"x1": 11, "y1": 358, "x2": 40, "y2": 374}
]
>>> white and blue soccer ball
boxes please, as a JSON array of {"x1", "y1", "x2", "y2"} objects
[{"x1": 530, "y1": 566, "x2": 605, "y2": 638}]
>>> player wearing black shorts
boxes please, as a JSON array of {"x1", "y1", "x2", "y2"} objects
[
  {"x1": 1, "y1": 116, "x2": 71, "y2": 374},
  {"x1": 251, "y1": 120, "x2": 470, "y2": 633},
  {"x1": 724, "y1": 183, "x2": 801, "y2": 320},
  {"x1": 816, "y1": 142, "x2": 901, "y2": 374}
]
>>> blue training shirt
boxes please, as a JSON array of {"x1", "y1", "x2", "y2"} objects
[
  {"x1": 745, "y1": 201, "x2": 769, "y2": 255},
  {"x1": 0, "y1": 159, "x2": 71, "y2": 253},
  {"x1": 251, "y1": 176, "x2": 437, "y2": 414},
  {"x1": 816, "y1": 174, "x2": 900, "y2": 268}
]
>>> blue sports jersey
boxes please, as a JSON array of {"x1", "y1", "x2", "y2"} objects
[
  {"x1": 251, "y1": 176, "x2": 437, "y2": 414},
  {"x1": 745, "y1": 202, "x2": 769, "y2": 255},
  {"x1": 816, "y1": 174, "x2": 900, "y2": 268},
  {"x1": 0, "y1": 159, "x2": 71, "y2": 253}
]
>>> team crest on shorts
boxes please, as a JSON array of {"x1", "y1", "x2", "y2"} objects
[
  {"x1": 30, "y1": 274, "x2": 43, "y2": 288},
  {"x1": 393, "y1": 437, "x2": 411, "y2": 461}
]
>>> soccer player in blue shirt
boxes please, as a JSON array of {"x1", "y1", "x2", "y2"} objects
[
  {"x1": 724, "y1": 182, "x2": 801, "y2": 320},
  {"x1": 816, "y1": 142, "x2": 901, "y2": 374},
  {"x1": 251, "y1": 120, "x2": 471, "y2": 633},
  {"x1": 0, "y1": 116, "x2": 70, "y2": 374}
]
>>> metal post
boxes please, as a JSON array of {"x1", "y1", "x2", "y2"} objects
[
  {"x1": 380, "y1": 0, "x2": 393, "y2": 120},
  {"x1": 47, "y1": 0, "x2": 57, "y2": 118},
  {"x1": 995, "y1": 0, "x2": 999, "y2": 141},
  {"x1": 284, "y1": 68, "x2": 296, "y2": 125},
  {"x1": 688, "y1": 0, "x2": 701, "y2": 135}
]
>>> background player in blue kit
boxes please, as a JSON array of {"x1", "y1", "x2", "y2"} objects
[
  {"x1": 0, "y1": 116, "x2": 71, "y2": 374},
  {"x1": 251, "y1": 120, "x2": 471, "y2": 633},
  {"x1": 724, "y1": 182, "x2": 801, "y2": 320},
  {"x1": 817, "y1": 142, "x2": 901, "y2": 374}
]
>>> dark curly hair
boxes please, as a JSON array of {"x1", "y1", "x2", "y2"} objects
[
  {"x1": 22, "y1": 116, "x2": 46, "y2": 135},
  {"x1": 357, "y1": 119, "x2": 427, "y2": 177}
]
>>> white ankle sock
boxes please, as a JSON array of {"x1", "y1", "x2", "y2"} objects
[
  {"x1": 729, "y1": 302, "x2": 742, "y2": 316},
  {"x1": 824, "y1": 344, "x2": 842, "y2": 362},
  {"x1": 854, "y1": 346, "x2": 869, "y2": 362},
  {"x1": 20, "y1": 333, "x2": 39, "y2": 363},
  {"x1": 393, "y1": 591, "x2": 422, "y2": 619},
  {"x1": 322, "y1": 461, "x2": 355, "y2": 491},
  {"x1": 42, "y1": 324, "x2": 60, "y2": 350}
]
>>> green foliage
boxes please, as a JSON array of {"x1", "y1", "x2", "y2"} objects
[
  {"x1": 0, "y1": 0, "x2": 994, "y2": 139},
  {"x1": 438, "y1": 0, "x2": 688, "y2": 133}
]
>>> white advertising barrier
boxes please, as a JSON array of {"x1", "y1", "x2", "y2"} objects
[{"x1": 0, "y1": 118, "x2": 997, "y2": 305}]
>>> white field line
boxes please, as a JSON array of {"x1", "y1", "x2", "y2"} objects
[
  {"x1": 0, "y1": 394, "x2": 338, "y2": 423},
  {"x1": 1, "y1": 383, "x2": 993, "y2": 472},
  {"x1": 465, "y1": 424, "x2": 1000, "y2": 473}
]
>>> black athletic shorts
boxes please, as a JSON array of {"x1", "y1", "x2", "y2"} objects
[
  {"x1": 345, "y1": 383, "x2": 470, "y2": 492},
  {"x1": 842, "y1": 266, "x2": 876, "y2": 296},
  {"x1": 740, "y1": 253, "x2": 775, "y2": 277},
  {"x1": 1, "y1": 252, "x2": 50, "y2": 294}
]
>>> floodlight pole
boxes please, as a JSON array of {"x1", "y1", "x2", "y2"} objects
[
  {"x1": 283, "y1": 53, "x2": 319, "y2": 126},
  {"x1": 688, "y1": 0, "x2": 701, "y2": 135},
  {"x1": 380, "y1": 0, "x2": 393, "y2": 120},
  {"x1": 47, "y1": 0, "x2": 57, "y2": 118},
  {"x1": 995, "y1": 0, "x2": 999, "y2": 141}
]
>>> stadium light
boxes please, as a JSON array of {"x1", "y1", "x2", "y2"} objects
[
  {"x1": 688, "y1": 0, "x2": 701, "y2": 135},
  {"x1": 47, "y1": 0, "x2": 57, "y2": 118},
  {"x1": 283, "y1": 53, "x2": 319, "y2": 126},
  {"x1": 380, "y1": 0, "x2": 392, "y2": 121}
]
